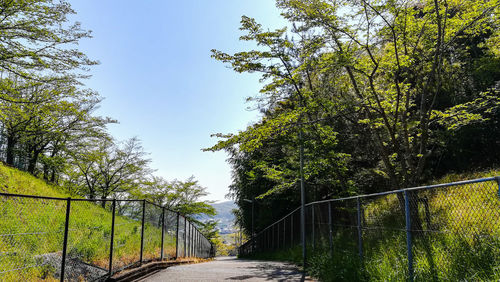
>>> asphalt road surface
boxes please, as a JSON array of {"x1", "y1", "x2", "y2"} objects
[{"x1": 138, "y1": 256, "x2": 315, "y2": 281}]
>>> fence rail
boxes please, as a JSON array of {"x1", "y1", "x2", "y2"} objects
[
  {"x1": 0, "y1": 193, "x2": 215, "y2": 281},
  {"x1": 239, "y1": 176, "x2": 500, "y2": 281}
]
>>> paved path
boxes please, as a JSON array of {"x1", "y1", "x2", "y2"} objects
[{"x1": 138, "y1": 256, "x2": 314, "y2": 282}]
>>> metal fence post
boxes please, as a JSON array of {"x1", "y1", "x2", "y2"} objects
[
  {"x1": 328, "y1": 201, "x2": 333, "y2": 256},
  {"x1": 175, "y1": 212, "x2": 180, "y2": 259},
  {"x1": 356, "y1": 197, "x2": 364, "y2": 261},
  {"x1": 60, "y1": 197, "x2": 71, "y2": 282},
  {"x1": 186, "y1": 222, "x2": 190, "y2": 257},
  {"x1": 264, "y1": 228, "x2": 267, "y2": 251},
  {"x1": 272, "y1": 225, "x2": 275, "y2": 250},
  {"x1": 269, "y1": 228, "x2": 272, "y2": 250},
  {"x1": 269, "y1": 228, "x2": 271, "y2": 250},
  {"x1": 283, "y1": 219, "x2": 286, "y2": 248},
  {"x1": 108, "y1": 199, "x2": 116, "y2": 276},
  {"x1": 184, "y1": 216, "x2": 187, "y2": 257},
  {"x1": 262, "y1": 229, "x2": 265, "y2": 251},
  {"x1": 160, "y1": 207, "x2": 165, "y2": 260},
  {"x1": 277, "y1": 221, "x2": 280, "y2": 249},
  {"x1": 276, "y1": 223, "x2": 279, "y2": 249},
  {"x1": 404, "y1": 190, "x2": 414, "y2": 281},
  {"x1": 270, "y1": 223, "x2": 273, "y2": 250},
  {"x1": 139, "y1": 200, "x2": 146, "y2": 264},
  {"x1": 275, "y1": 224, "x2": 278, "y2": 250},
  {"x1": 195, "y1": 231, "x2": 198, "y2": 257},
  {"x1": 496, "y1": 176, "x2": 500, "y2": 197},
  {"x1": 189, "y1": 223, "x2": 192, "y2": 257},
  {"x1": 299, "y1": 129, "x2": 307, "y2": 270},
  {"x1": 256, "y1": 233, "x2": 259, "y2": 253}
]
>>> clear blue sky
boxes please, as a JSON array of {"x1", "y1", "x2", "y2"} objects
[{"x1": 68, "y1": 1, "x2": 286, "y2": 202}]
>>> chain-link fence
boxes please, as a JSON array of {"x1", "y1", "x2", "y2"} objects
[
  {"x1": 0, "y1": 194, "x2": 215, "y2": 282},
  {"x1": 240, "y1": 176, "x2": 500, "y2": 281}
]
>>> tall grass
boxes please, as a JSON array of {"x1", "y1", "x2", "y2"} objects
[{"x1": 242, "y1": 169, "x2": 500, "y2": 281}]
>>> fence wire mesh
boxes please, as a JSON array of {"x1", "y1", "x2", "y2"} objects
[
  {"x1": 0, "y1": 195, "x2": 214, "y2": 281},
  {"x1": 143, "y1": 202, "x2": 163, "y2": 262},
  {"x1": 112, "y1": 200, "x2": 143, "y2": 272},
  {"x1": 65, "y1": 200, "x2": 112, "y2": 281},
  {"x1": 177, "y1": 215, "x2": 186, "y2": 258},
  {"x1": 163, "y1": 210, "x2": 178, "y2": 259},
  {"x1": 240, "y1": 176, "x2": 500, "y2": 281},
  {"x1": 0, "y1": 196, "x2": 66, "y2": 281}
]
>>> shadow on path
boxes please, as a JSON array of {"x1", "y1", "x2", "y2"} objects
[
  {"x1": 226, "y1": 261, "x2": 306, "y2": 281},
  {"x1": 139, "y1": 256, "x2": 314, "y2": 281}
]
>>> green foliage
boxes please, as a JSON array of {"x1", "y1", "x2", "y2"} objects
[
  {"x1": 199, "y1": 220, "x2": 227, "y2": 256},
  {"x1": 209, "y1": 0, "x2": 500, "y2": 247},
  {"x1": 0, "y1": 0, "x2": 97, "y2": 79},
  {"x1": 67, "y1": 137, "x2": 151, "y2": 200},
  {"x1": 133, "y1": 176, "x2": 216, "y2": 224}
]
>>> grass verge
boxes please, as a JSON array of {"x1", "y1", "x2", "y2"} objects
[{"x1": 241, "y1": 169, "x2": 500, "y2": 281}]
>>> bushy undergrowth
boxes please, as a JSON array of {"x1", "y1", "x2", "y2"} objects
[
  {"x1": 0, "y1": 164, "x2": 174, "y2": 281},
  {"x1": 242, "y1": 169, "x2": 500, "y2": 281}
]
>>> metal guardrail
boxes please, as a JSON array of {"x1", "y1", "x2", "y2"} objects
[
  {"x1": 239, "y1": 176, "x2": 500, "y2": 281},
  {"x1": 0, "y1": 193, "x2": 215, "y2": 281}
]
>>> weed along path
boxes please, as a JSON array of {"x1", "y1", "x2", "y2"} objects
[{"x1": 138, "y1": 256, "x2": 315, "y2": 281}]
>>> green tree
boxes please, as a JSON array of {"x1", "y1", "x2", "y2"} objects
[
  {"x1": 210, "y1": 0, "x2": 500, "y2": 193},
  {"x1": 276, "y1": 0, "x2": 500, "y2": 188},
  {"x1": 208, "y1": 0, "x2": 500, "y2": 233},
  {"x1": 0, "y1": 0, "x2": 96, "y2": 81},
  {"x1": 68, "y1": 137, "x2": 151, "y2": 204},
  {"x1": 199, "y1": 220, "x2": 226, "y2": 256},
  {"x1": 208, "y1": 16, "x2": 351, "y2": 198},
  {"x1": 0, "y1": 75, "x2": 113, "y2": 180},
  {"x1": 135, "y1": 176, "x2": 216, "y2": 223}
]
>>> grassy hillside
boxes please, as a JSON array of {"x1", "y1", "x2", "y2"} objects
[
  {"x1": 0, "y1": 163, "x2": 68, "y2": 197},
  {"x1": 0, "y1": 163, "x2": 173, "y2": 281},
  {"x1": 244, "y1": 168, "x2": 500, "y2": 281}
]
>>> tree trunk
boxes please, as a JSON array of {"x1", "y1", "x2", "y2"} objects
[
  {"x1": 6, "y1": 135, "x2": 16, "y2": 165},
  {"x1": 101, "y1": 197, "x2": 107, "y2": 208},
  {"x1": 27, "y1": 150, "x2": 40, "y2": 174},
  {"x1": 50, "y1": 169, "x2": 56, "y2": 183},
  {"x1": 88, "y1": 188, "x2": 95, "y2": 200},
  {"x1": 43, "y1": 164, "x2": 49, "y2": 180}
]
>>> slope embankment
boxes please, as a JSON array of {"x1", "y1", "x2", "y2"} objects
[{"x1": 0, "y1": 164, "x2": 176, "y2": 281}]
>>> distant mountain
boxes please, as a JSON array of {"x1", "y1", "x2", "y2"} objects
[{"x1": 199, "y1": 201, "x2": 237, "y2": 234}]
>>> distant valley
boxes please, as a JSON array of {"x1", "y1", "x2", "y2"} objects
[{"x1": 200, "y1": 201, "x2": 237, "y2": 234}]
